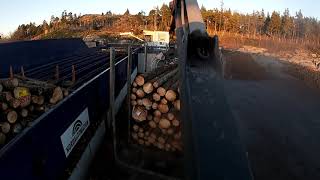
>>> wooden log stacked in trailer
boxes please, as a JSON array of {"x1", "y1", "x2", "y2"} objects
[
  {"x1": 130, "y1": 64, "x2": 182, "y2": 152},
  {"x1": 0, "y1": 76, "x2": 69, "y2": 146}
]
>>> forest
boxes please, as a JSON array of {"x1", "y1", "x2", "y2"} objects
[{"x1": 7, "y1": 3, "x2": 320, "y2": 50}]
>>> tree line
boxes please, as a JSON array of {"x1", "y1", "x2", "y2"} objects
[
  {"x1": 201, "y1": 6, "x2": 320, "y2": 43},
  {"x1": 9, "y1": 3, "x2": 320, "y2": 45}
]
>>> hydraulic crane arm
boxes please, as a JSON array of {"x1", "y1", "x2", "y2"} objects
[{"x1": 170, "y1": 0, "x2": 253, "y2": 180}]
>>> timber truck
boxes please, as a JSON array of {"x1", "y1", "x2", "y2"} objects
[{"x1": 0, "y1": 0, "x2": 252, "y2": 179}]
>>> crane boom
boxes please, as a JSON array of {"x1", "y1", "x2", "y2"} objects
[{"x1": 170, "y1": 0, "x2": 253, "y2": 179}]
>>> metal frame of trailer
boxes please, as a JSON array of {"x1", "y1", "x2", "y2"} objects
[{"x1": 0, "y1": 43, "x2": 140, "y2": 180}]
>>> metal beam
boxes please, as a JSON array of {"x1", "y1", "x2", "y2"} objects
[{"x1": 174, "y1": 0, "x2": 253, "y2": 179}]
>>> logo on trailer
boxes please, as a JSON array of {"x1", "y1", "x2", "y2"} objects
[
  {"x1": 61, "y1": 108, "x2": 90, "y2": 157},
  {"x1": 72, "y1": 120, "x2": 83, "y2": 136}
]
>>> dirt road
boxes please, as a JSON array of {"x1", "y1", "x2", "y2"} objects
[{"x1": 224, "y1": 51, "x2": 320, "y2": 180}]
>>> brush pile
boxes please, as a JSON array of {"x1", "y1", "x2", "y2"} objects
[{"x1": 130, "y1": 64, "x2": 182, "y2": 152}]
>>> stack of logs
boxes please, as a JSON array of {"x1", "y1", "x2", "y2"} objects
[
  {"x1": 0, "y1": 76, "x2": 68, "y2": 146},
  {"x1": 130, "y1": 64, "x2": 182, "y2": 152}
]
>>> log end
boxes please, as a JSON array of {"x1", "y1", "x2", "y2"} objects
[
  {"x1": 132, "y1": 106, "x2": 147, "y2": 122},
  {"x1": 159, "y1": 118, "x2": 171, "y2": 129},
  {"x1": 7, "y1": 110, "x2": 18, "y2": 124},
  {"x1": 135, "y1": 75, "x2": 145, "y2": 86},
  {"x1": 157, "y1": 87, "x2": 166, "y2": 97},
  {"x1": 165, "y1": 90, "x2": 177, "y2": 102},
  {"x1": 136, "y1": 89, "x2": 145, "y2": 98},
  {"x1": 143, "y1": 82, "x2": 154, "y2": 94},
  {"x1": 158, "y1": 103, "x2": 169, "y2": 114}
]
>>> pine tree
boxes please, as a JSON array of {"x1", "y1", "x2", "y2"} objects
[
  {"x1": 263, "y1": 13, "x2": 271, "y2": 35},
  {"x1": 269, "y1": 11, "x2": 281, "y2": 36},
  {"x1": 160, "y1": 4, "x2": 171, "y2": 31}
]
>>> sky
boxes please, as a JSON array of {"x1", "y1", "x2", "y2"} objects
[{"x1": 0, "y1": 0, "x2": 319, "y2": 36}]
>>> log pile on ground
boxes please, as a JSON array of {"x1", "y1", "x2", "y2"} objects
[
  {"x1": 0, "y1": 76, "x2": 69, "y2": 146},
  {"x1": 130, "y1": 64, "x2": 182, "y2": 152}
]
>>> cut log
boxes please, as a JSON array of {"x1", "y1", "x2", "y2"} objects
[
  {"x1": 153, "y1": 110, "x2": 161, "y2": 117},
  {"x1": 153, "y1": 116, "x2": 161, "y2": 123},
  {"x1": 135, "y1": 64, "x2": 178, "y2": 86},
  {"x1": 135, "y1": 75, "x2": 145, "y2": 86},
  {"x1": 131, "y1": 100, "x2": 137, "y2": 106},
  {"x1": 174, "y1": 132, "x2": 182, "y2": 140},
  {"x1": 130, "y1": 94, "x2": 137, "y2": 100},
  {"x1": 31, "y1": 95, "x2": 39, "y2": 104},
  {"x1": 0, "y1": 103, "x2": 8, "y2": 111},
  {"x1": 0, "y1": 92, "x2": 13, "y2": 102},
  {"x1": 139, "y1": 128, "x2": 144, "y2": 133},
  {"x1": 165, "y1": 143, "x2": 172, "y2": 152},
  {"x1": 15, "y1": 75, "x2": 54, "y2": 87},
  {"x1": 133, "y1": 82, "x2": 138, "y2": 87},
  {"x1": 133, "y1": 125, "x2": 139, "y2": 132},
  {"x1": 167, "y1": 128, "x2": 174, "y2": 135},
  {"x1": 138, "y1": 139, "x2": 145, "y2": 145},
  {"x1": 0, "y1": 133, "x2": 6, "y2": 145},
  {"x1": 138, "y1": 132, "x2": 144, "y2": 138},
  {"x1": 148, "y1": 136, "x2": 156, "y2": 144},
  {"x1": 147, "y1": 114, "x2": 153, "y2": 121},
  {"x1": 157, "y1": 87, "x2": 166, "y2": 97},
  {"x1": 62, "y1": 88, "x2": 69, "y2": 97},
  {"x1": 142, "y1": 98, "x2": 152, "y2": 109},
  {"x1": 150, "y1": 132, "x2": 157, "y2": 140},
  {"x1": 132, "y1": 133, "x2": 139, "y2": 140},
  {"x1": 165, "y1": 90, "x2": 177, "y2": 102},
  {"x1": 37, "y1": 96, "x2": 45, "y2": 105},
  {"x1": 10, "y1": 99, "x2": 20, "y2": 109},
  {"x1": 172, "y1": 119, "x2": 180, "y2": 127},
  {"x1": 50, "y1": 87, "x2": 63, "y2": 104},
  {"x1": 161, "y1": 98, "x2": 168, "y2": 105},
  {"x1": 157, "y1": 142, "x2": 164, "y2": 150},
  {"x1": 149, "y1": 121, "x2": 157, "y2": 129},
  {"x1": 158, "y1": 103, "x2": 169, "y2": 113},
  {"x1": 13, "y1": 123, "x2": 23, "y2": 134},
  {"x1": 152, "y1": 93, "x2": 161, "y2": 102},
  {"x1": 0, "y1": 122, "x2": 11, "y2": 134},
  {"x1": 132, "y1": 106, "x2": 147, "y2": 122},
  {"x1": 132, "y1": 88, "x2": 138, "y2": 93},
  {"x1": 167, "y1": 113, "x2": 175, "y2": 121},
  {"x1": 20, "y1": 109, "x2": 29, "y2": 118},
  {"x1": 152, "y1": 68, "x2": 178, "y2": 88},
  {"x1": 136, "y1": 89, "x2": 145, "y2": 98},
  {"x1": 7, "y1": 110, "x2": 18, "y2": 124},
  {"x1": 137, "y1": 99, "x2": 143, "y2": 106},
  {"x1": 12, "y1": 87, "x2": 31, "y2": 108},
  {"x1": 158, "y1": 136, "x2": 166, "y2": 144},
  {"x1": 157, "y1": 73, "x2": 179, "y2": 97},
  {"x1": 152, "y1": 102, "x2": 158, "y2": 110},
  {"x1": 161, "y1": 129, "x2": 168, "y2": 135},
  {"x1": 1, "y1": 78, "x2": 19, "y2": 90},
  {"x1": 13, "y1": 87, "x2": 30, "y2": 99},
  {"x1": 173, "y1": 100, "x2": 180, "y2": 111},
  {"x1": 159, "y1": 118, "x2": 171, "y2": 129},
  {"x1": 143, "y1": 82, "x2": 154, "y2": 94}
]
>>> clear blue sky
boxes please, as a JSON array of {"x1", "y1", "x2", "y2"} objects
[{"x1": 0, "y1": 0, "x2": 319, "y2": 36}]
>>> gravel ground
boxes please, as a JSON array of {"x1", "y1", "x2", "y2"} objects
[{"x1": 223, "y1": 50, "x2": 320, "y2": 180}]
